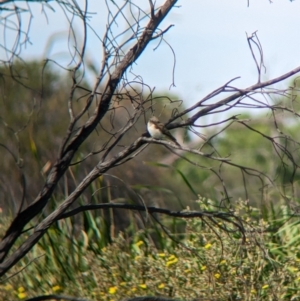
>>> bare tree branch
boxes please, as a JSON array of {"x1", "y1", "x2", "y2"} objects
[
  {"x1": 0, "y1": 0, "x2": 179, "y2": 271},
  {"x1": 1, "y1": 2, "x2": 300, "y2": 294}
]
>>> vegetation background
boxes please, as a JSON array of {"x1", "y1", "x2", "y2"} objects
[{"x1": 1, "y1": 1, "x2": 300, "y2": 301}]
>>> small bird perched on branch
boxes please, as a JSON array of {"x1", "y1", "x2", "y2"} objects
[{"x1": 147, "y1": 116, "x2": 180, "y2": 147}]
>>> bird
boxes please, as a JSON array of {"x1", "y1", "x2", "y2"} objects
[{"x1": 147, "y1": 116, "x2": 180, "y2": 147}]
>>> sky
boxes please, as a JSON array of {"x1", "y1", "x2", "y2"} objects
[{"x1": 1, "y1": 0, "x2": 300, "y2": 105}]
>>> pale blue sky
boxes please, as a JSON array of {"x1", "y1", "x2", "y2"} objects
[{"x1": 1, "y1": 0, "x2": 300, "y2": 104}]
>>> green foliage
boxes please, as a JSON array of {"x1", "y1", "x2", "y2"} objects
[
  {"x1": 4, "y1": 61, "x2": 300, "y2": 218},
  {"x1": 2, "y1": 199, "x2": 300, "y2": 301},
  {"x1": 0, "y1": 60, "x2": 72, "y2": 207},
  {"x1": 3, "y1": 61, "x2": 300, "y2": 301},
  {"x1": 173, "y1": 111, "x2": 300, "y2": 207},
  {"x1": 0, "y1": 60, "x2": 196, "y2": 215}
]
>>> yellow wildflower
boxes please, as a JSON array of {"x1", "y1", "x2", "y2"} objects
[
  {"x1": 158, "y1": 253, "x2": 166, "y2": 257},
  {"x1": 204, "y1": 243, "x2": 212, "y2": 249},
  {"x1": 52, "y1": 285, "x2": 61, "y2": 292},
  {"x1": 108, "y1": 286, "x2": 117, "y2": 294},
  {"x1": 201, "y1": 265, "x2": 207, "y2": 271},
  {"x1": 262, "y1": 284, "x2": 269, "y2": 289},
  {"x1": 166, "y1": 257, "x2": 178, "y2": 267},
  {"x1": 139, "y1": 284, "x2": 147, "y2": 289},
  {"x1": 18, "y1": 292, "x2": 27, "y2": 300},
  {"x1": 135, "y1": 241, "x2": 144, "y2": 247},
  {"x1": 214, "y1": 273, "x2": 221, "y2": 279},
  {"x1": 158, "y1": 283, "x2": 165, "y2": 289},
  {"x1": 167, "y1": 255, "x2": 176, "y2": 261},
  {"x1": 18, "y1": 287, "x2": 25, "y2": 293}
]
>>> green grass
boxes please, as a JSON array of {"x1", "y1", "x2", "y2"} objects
[{"x1": 1, "y1": 199, "x2": 300, "y2": 301}]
